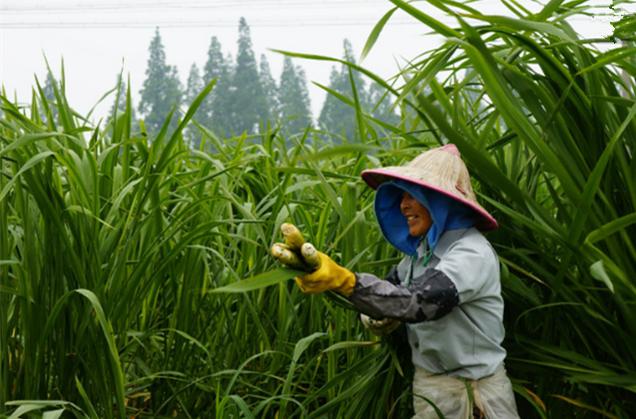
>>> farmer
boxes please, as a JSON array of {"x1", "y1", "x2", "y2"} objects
[{"x1": 272, "y1": 144, "x2": 520, "y2": 418}]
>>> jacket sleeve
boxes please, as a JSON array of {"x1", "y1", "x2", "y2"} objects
[
  {"x1": 349, "y1": 268, "x2": 459, "y2": 323},
  {"x1": 433, "y1": 237, "x2": 498, "y2": 304}
]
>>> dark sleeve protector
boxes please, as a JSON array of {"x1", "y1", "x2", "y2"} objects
[{"x1": 350, "y1": 268, "x2": 459, "y2": 323}]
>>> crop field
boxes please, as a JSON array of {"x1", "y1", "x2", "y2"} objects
[{"x1": 0, "y1": 1, "x2": 635, "y2": 418}]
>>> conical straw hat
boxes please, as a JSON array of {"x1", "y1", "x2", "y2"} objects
[{"x1": 361, "y1": 144, "x2": 498, "y2": 230}]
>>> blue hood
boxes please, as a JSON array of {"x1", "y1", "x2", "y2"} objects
[{"x1": 374, "y1": 180, "x2": 476, "y2": 255}]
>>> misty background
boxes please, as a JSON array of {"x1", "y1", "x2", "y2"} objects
[{"x1": 1, "y1": 0, "x2": 626, "y2": 134}]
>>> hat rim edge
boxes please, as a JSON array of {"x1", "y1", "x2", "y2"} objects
[{"x1": 361, "y1": 168, "x2": 499, "y2": 231}]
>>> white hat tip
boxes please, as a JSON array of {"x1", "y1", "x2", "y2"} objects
[{"x1": 440, "y1": 144, "x2": 460, "y2": 156}]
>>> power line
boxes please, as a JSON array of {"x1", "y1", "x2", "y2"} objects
[
  {"x1": 0, "y1": 17, "x2": 424, "y2": 29},
  {"x1": 2, "y1": 0, "x2": 387, "y2": 13},
  {"x1": 0, "y1": 15, "x2": 609, "y2": 30},
  {"x1": 0, "y1": 15, "x2": 512, "y2": 32},
  {"x1": 2, "y1": 23, "x2": 609, "y2": 32},
  {"x1": 0, "y1": 0, "x2": 411, "y2": 29},
  {"x1": 0, "y1": 0, "x2": 614, "y2": 31}
]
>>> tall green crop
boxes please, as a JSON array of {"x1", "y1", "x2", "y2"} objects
[
  {"x1": 0, "y1": 69, "x2": 413, "y2": 417},
  {"x1": 357, "y1": 0, "x2": 634, "y2": 416},
  {"x1": 274, "y1": 0, "x2": 635, "y2": 416},
  {"x1": 1, "y1": 1, "x2": 634, "y2": 417}
]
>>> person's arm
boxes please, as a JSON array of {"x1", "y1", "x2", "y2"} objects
[
  {"x1": 270, "y1": 223, "x2": 493, "y2": 323},
  {"x1": 358, "y1": 266, "x2": 402, "y2": 335},
  {"x1": 351, "y1": 236, "x2": 496, "y2": 322},
  {"x1": 349, "y1": 268, "x2": 459, "y2": 323}
]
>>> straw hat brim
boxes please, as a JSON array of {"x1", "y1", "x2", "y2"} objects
[{"x1": 361, "y1": 167, "x2": 498, "y2": 231}]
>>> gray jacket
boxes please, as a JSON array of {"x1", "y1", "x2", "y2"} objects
[{"x1": 350, "y1": 227, "x2": 507, "y2": 380}]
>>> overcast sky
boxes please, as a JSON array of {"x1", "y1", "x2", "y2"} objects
[{"x1": 0, "y1": 0, "x2": 630, "y2": 122}]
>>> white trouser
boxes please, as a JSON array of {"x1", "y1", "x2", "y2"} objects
[{"x1": 412, "y1": 364, "x2": 520, "y2": 419}]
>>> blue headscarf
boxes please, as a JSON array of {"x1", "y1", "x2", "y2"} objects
[{"x1": 375, "y1": 179, "x2": 476, "y2": 256}]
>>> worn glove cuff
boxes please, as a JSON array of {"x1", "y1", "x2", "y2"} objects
[{"x1": 360, "y1": 313, "x2": 401, "y2": 336}]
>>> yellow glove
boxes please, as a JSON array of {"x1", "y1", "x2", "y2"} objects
[
  {"x1": 271, "y1": 223, "x2": 320, "y2": 271},
  {"x1": 270, "y1": 223, "x2": 356, "y2": 296},
  {"x1": 294, "y1": 243, "x2": 356, "y2": 296}
]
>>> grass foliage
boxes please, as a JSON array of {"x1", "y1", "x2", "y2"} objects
[
  {"x1": 1, "y1": 1, "x2": 635, "y2": 417},
  {"x1": 0, "y1": 72, "x2": 411, "y2": 418}
]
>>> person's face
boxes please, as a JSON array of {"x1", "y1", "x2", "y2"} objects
[{"x1": 400, "y1": 191, "x2": 432, "y2": 237}]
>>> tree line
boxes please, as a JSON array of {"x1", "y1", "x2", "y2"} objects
[{"x1": 118, "y1": 17, "x2": 399, "y2": 145}]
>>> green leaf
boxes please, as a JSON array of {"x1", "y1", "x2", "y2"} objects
[
  {"x1": 8, "y1": 404, "x2": 45, "y2": 419},
  {"x1": 569, "y1": 103, "x2": 636, "y2": 243},
  {"x1": 209, "y1": 268, "x2": 304, "y2": 293},
  {"x1": 291, "y1": 331, "x2": 325, "y2": 365},
  {"x1": 389, "y1": 0, "x2": 461, "y2": 38},
  {"x1": 361, "y1": 7, "x2": 397, "y2": 61},
  {"x1": 463, "y1": 14, "x2": 576, "y2": 43},
  {"x1": 0, "y1": 150, "x2": 54, "y2": 202},
  {"x1": 220, "y1": 395, "x2": 256, "y2": 419},
  {"x1": 590, "y1": 260, "x2": 614, "y2": 294},
  {"x1": 155, "y1": 79, "x2": 216, "y2": 173},
  {"x1": 74, "y1": 289, "x2": 126, "y2": 417},
  {"x1": 75, "y1": 377, "x2": 99, "y2": 419},
  {"x1": 280, "y1": 331, "x2": 326, "y2": 415},
  {"x1": 5, "y1": 401, "x2": 77, "y2": 419},
  {"x1": 0, "y1": 132, "x2": 63, "y2": 158},
  {"x1": 552, "y1": 395, "x2": 621, "y2": 418},
  {"x1": 65, "y1": 205, "x2": 114, "y2": 229},
  {"x1": 323, "y1": 340, "x2": 379, "y2": 352},
  {"x1": 535, "y1": 0, "x2": 566, "y2": 21},
  {"x1": 42, "y1": 409, "x2": 66, "y2": 419},
  {"x1": 585, "y1": 212, "x2": 636, "y2": 244}
]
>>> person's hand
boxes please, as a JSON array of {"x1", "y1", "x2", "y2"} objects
[
  {"x1": 294, "y1": 244, "x2": 356, "y2": 296},
  {"x1": 360, "y1": 314, "x2": 401, "y2": 336},
  {"x1": 270, "y1": 223, "x2": 356, "y2": 296},
  {"x1": 270, "y1": 223, "x2": 319, "y2": 271}
]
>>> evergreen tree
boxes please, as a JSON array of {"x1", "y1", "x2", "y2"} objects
[
  {"x1": 185, "y1": 63, "x2": 203, "y2": 106},
  {"x1": 342, "y1": 39, "x2": 368, "y2": 107},
  {"x1": 317, "y1": 65, "x2": 350, "y2": 140},
  {"x1": 107, "y1": 74, "x2": 139, "y2": 134},
  {"x1": 41, "y1": 72, "x2": 58, "y2": 124},
  {"x1": 202, "y1": 36, "x2": 231, "y2": 136},
  {"x1": 318, "y1": 39, "x2": 368, "y2": 141},
  {"x1": 43, "y1": 72, "x2": 57, "y2": 103},
  {"x1": 185, "y1": 63, "x2": 204, "y2": 147},
  {"x1": 367, "y1": 82, "x2": 400, "y2": 126},
  {"x1": 110, "y1": 75, "x2": 127, "y2": 118},
  {"x1": 226, "y1": 17, "x2": 268, "y2": 135},
  {"x1": 221, "y1": 52, "x2": 235, "y2": 134},
  {"x1": 109, "y1": 74, "x2": 136, "y2": 121},
  {"x1": 259, "y1": 54, "x2": 279, "y2": 123},
  {"x1": 278, "y1": 56, "x2": 312, "y2": 134},
  {"x1": 138, "y1": 27, "x2": 182, "y2": 136}
]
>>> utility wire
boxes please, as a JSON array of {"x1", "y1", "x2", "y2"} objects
[
  {"x1": 2, "y1": 0, "x2": 388, "y2": 12},
  {"x1": 0, "y1": 15, "x2": 608, "y2": 30},
  {"x1": 0, "y1": 0, "x2": 613, "y2": 30},
  {"x1": 1, "y1": 0, "x2": 524, "y2": 15},
  {"x1": 0, "y1": 0, "x2": 415, "y2": 28},
  {"x1": 0, "y1": 19, "x2": 423, "y2": 29}
]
